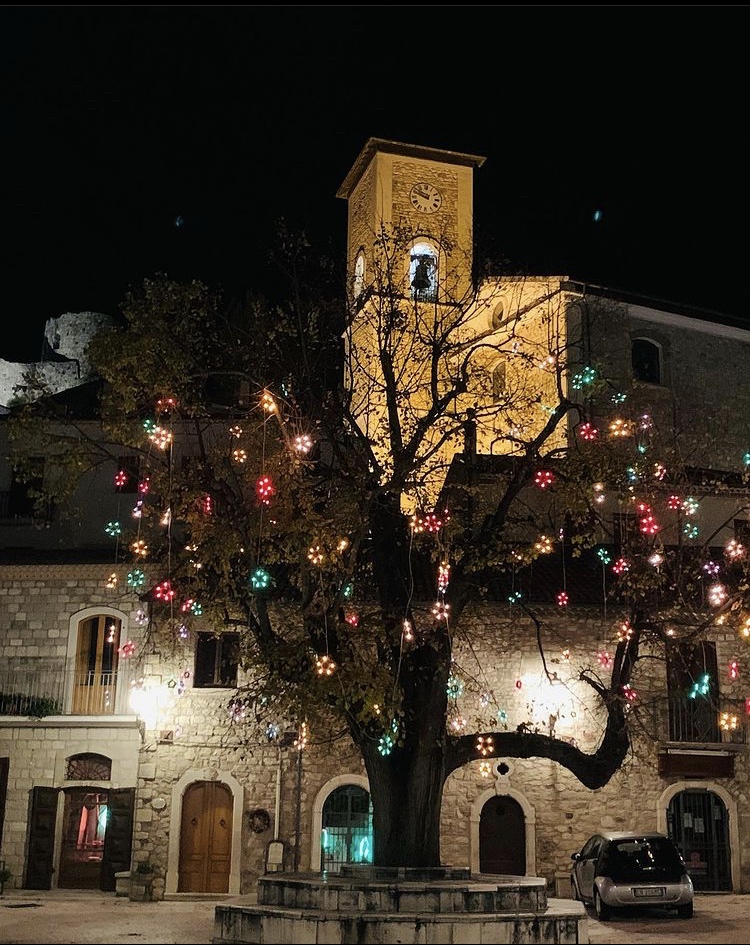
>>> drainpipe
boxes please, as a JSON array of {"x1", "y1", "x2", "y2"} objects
[
  {"x1": 274, "y1": 747, "x2": 282, "y2": 841},
  {"x1": 293, "y1": 747, "x2": 303, "y2": 872}
]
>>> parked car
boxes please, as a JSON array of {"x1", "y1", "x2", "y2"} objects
[{"x1": 570, "y1": 831, "x2": 694, "y2": 920}]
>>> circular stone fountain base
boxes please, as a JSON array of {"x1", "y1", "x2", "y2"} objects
[{"x1": 212, "y1": 866, "x2": 587, "y2": 944}]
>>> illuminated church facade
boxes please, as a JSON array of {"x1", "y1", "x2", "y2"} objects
[{"x1": 1, "y1": 138, "x2": 750, "y2": 900}]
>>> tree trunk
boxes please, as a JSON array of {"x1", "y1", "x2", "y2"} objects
[{"x1": 360, "y1": 728, "x2": 447, "y2": 868}]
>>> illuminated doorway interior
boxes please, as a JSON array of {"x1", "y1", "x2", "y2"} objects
[
  {"x1": 58, "y1": 788, "x2": 109, "y2": 888},
  {"x1": 320, "y1": 784, "x2": 373, "y2": 873}
]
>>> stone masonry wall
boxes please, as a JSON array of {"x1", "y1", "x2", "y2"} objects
[{"x1": 3, "y1": 567, "x2": 750, "y2": 895}]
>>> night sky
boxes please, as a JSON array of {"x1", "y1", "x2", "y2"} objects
[{"x1": 3, "y1": 6, "x2": 749, "y2": 363}]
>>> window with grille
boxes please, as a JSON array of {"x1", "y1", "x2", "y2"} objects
[
  {"x1": 667, "y1": 641, "x2": 720, "y2": 742},
  {"x1": 321, "y1": 785, "x2": 373, "y2": 873},
  {"x1": 66, "y1": 753, "x2": 112, "y2": 781}
]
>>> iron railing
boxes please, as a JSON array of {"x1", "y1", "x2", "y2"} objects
[
  {"x1": 666, "y1": 695, "x2": 746, "y2": 745},
  {"x1": 0, "y1": 659, "x2": 134, "y2": 717}
]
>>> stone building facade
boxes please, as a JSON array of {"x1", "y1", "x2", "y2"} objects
[{"x1": 1, "y1": 137, "x2": 750, "y2": 902}]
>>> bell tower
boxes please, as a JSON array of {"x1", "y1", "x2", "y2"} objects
[{"x1": 336, "y1": 138, "x2": 486, "y2": 303}]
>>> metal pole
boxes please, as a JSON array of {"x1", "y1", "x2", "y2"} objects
[{"x1": 293, "y1": 747, "x2": 302, "y2": 872}]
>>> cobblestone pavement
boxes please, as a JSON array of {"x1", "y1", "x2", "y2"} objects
[
  {"x1": 585, "y1": 892, "x2": 750, "y2": 944},
  {"x1": 1, "y1": 888, "x2": 749, "y2": 944}
]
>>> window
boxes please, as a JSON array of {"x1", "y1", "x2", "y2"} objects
[
  {"x1": 353, "y1": 252, "x2": 365, "y2": 300},
  {"x1": 492, "y1": 363, "x2": 506, "y2": 398},
  {"x1": 667, "y1": 641, "x2": 720, "y2": 742},
  {"x1": 66, "y1": 753, "x2": 112, "y2": 781},
  {"x1": 490, "y1": 301, "x2": 505, "y2": 329},
  {"x1": 632, "y1": 338, "x2": 662, "y2": 384},
  {"x1": 194, "y1": 632, "x2": 240, "y2": 688},
  {"x1": 321, "y1": 785, "x2": 373, "y2": 873},
  {"x1": 72, "y1": 615, "x2": 121, "y2": 715},
  {"x1": 409, "y1": 242, "x2": 438, "y2": 302}
]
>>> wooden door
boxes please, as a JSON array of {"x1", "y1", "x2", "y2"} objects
[
  {"x1": 25, "y1": 786, "x2": 59, "y2": 889},
  {"x1": 0, "y1": 757, "x2": 8, "y2": 853},
  {"x1": 479, "y1": 794, "x2": 526, "y2": 875},
  {"x1": 72, "y1": 615, "x2": 120, "y2": 714},
  {"x1": 101, "y1": 787, "x2": 135, "y2": 891},
  {"x1": 178, "y1": 781, "x2": 232, "y2": 893}
]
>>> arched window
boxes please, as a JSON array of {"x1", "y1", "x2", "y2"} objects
[
  {"x1": 66, "y1": 752, "x2": 112, "y2": 781},
  {"x1": 409, "y1": 242, "x2": 438, "y2": 302},
  {"x1": 632, "y1": 338, "x2": 662, "y2": 384},
  {"x1": 321, "y1": 784, "x2": 373, "y2": 873},
  {"x1": 72, "y1": 614, "x2": 121, "y2": 714},
  {"x1": 489, "y1": 300, "x2": 505, "y2": 330},
  {"x1": 353, "y1": 252, "x2": 365, "y2": 301},
  {"x1": 492, "y1": 363, "x2": 506, "y2": 399}
]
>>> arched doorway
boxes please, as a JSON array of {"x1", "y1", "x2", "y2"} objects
[
  {"x1": 479, "y1": 795, "x2": 525, "y2": 875},
  {"x1": 178, "y1": 781, "x2": 233, "y2": 893},
  {"x1": 320, "y1": 784, "x2": 373, "y2": 874},
  {"x1": 667, "y1": 789, "x2": 731, "y2": 890}
]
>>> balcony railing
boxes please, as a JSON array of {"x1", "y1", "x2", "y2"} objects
[
  {"x1": 0, "y1": 659, "x2": 135, "y2": 717},
  {"x1": 666, "y1": 695, "x2": 746, "y2": 745}
]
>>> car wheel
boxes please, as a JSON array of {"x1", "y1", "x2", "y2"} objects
[
  {"x1": 677, "y1": 902, "x2": 694, "y2": 918},
  {"x1": 593, "y1": 887, "x2": 611, "y2": 920}
]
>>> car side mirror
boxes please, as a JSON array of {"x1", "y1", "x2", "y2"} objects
[{"x1": 571, "y1": 852, "x2": 581, "y2": 861}]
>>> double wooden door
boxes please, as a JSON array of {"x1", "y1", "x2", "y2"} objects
[{"x1": 178, "y1": 781, "x2": 232, "y2": 893}]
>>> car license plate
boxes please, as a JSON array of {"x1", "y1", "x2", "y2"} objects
[{"x1": 633, "y1": 887, "x2": 666, "y2": 898}]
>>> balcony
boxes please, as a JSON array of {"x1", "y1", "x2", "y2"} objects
[
  {"x1": 666, "y1": 695, "x2": 746, "y2": 746},
  {"x1": 0, "y1": 659, "x2": 136, "y2": 718},
  {"x1": 658, "y1": 696, "x2": 745, "y2": 779}
]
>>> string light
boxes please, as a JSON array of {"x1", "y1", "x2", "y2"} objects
[
  {"x1": 578, "y1": 422, "x2": 598, "y2": 441},
  {"x1": 476, "y1": 735, "x2": 494, "y2": 756},
  {"x1": 534, "y1": 470, "x2": 554, "y2": 489},
  {"x1": 315, "y1": 654, "x2": 336, "y2": 677},
  {"x1": 294, "y1": 722, "x2": 308, "y2": 750},
  {"x1": 256, "y1": 475, "x2": 275, "y2": 504}
]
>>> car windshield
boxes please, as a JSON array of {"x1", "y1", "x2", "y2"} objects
[{"x1": 601, "y1": 837, "x2": 685, "y2": 883}]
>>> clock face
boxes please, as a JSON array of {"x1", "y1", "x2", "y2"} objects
[{"x1": 409, "y1": 182, "x2": 442, "y2": 214}]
